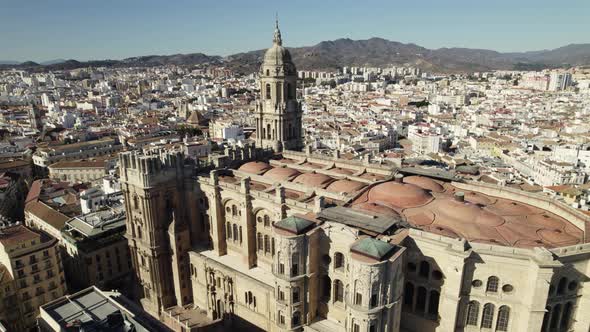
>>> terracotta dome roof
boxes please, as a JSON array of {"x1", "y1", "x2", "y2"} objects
[
  {"x1": 351, "y1": 202, "x2": 400, "y2": 217},
  {"x1": 538, "y1": 229, "x2": 581, "y2": 246},
  {"x1": 326, "y1": 179, "x2": 366, "y2": 194},
  {"x1": 423, "y1": 225, "x2": 460, "y2": 238},
  {"x1": 366, "y1": 181, "x2": 433, "y2": 208},
  {"x1": 330, "y1": 167, "x2": 355, "y2": 175},
  {"x1": 404, "y1": 210, "x2": 435, "y2": 226},
  {"x1": 263, "y1": 167, "x2": 301, "y2": 181},
  {"x1": 485, "y1": 200, "x2": 538, "y2": 216},
  {"x1": 464, "y1": 192, "x2": 494, "y2": 205},
  {"x1": 433, "y1": 199, "x2": 505, "y2": 227},
  {"x1": 403, "y1": 176, "x2": 445, "y2": 193},
  {"x1": 293, "y1": 172, "x2": 334, "y2": 188},
  {"x1": 237, "y1": 162, "x2": 272, "y2": 175}
]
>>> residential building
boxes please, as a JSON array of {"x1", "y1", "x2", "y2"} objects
[{"x1": 0, "y1": 225, "x2": 67, "y2": 330}]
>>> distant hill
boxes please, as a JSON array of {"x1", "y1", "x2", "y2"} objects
[
  {"x1": 224, "y1": 38, "x2": 590, "y2": 73},
  {"x1": 0, "y1": 53, "x2": 221, "y2": 71},
  {"x1": 40, "y1": 59, "x2": 67, "y2": 65},
  {"x1": 2, "y1": 39, "x2": 590, "y2": 73}
]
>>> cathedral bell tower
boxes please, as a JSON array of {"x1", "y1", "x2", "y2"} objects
[{"x1": 255, "y1": 19, "x2": 303, "y2": 152}]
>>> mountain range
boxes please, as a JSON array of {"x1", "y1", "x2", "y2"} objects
[{"x1": 2, "y1": 38, "x2": 590, "y2": 73}]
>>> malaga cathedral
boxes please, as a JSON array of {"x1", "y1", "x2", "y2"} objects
[{"x1": 119, "y1": 21, "x2": 590, "y2": 332}]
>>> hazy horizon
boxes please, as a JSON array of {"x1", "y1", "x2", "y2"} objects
[{"x1": 2, "y1": 0, "x2": 589, "y2": 63}]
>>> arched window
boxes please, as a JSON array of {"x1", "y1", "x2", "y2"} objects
[
  {"x1": 257, "y1": 232, "x2": 263, "y2": 251},
  {"x1": 416, "y1": 287, "x2": 427, "y2": 314},
  {"x1": 557, "y1": 277, "x2": 567, "y2": 294},
  {"x1": 334, "y1": 252, "x2": 344, "y2": 269},
  {"x1": 486, "y1": 276, "x2": 499, "y2": 293},
  {"x1": 226, "y1": 222, "x2": 232, "y2": 239},
  {"x1": 266, "y1": 124, "x2": 271, "y2": 139},
  {"x1": 276, "y1": 83, "x2": 282, "y2": 102},
  {"x1": 496, "y1": 305, "x2": 510, "y2": 331},
  {"x1": 266, "y1": 69, "x2": 269, "y2": 76},
  {"x1": 265, "y1": 83, "x2": 271, "y2": 99},
  {"x1": 264, "y1": 235, "x2": 270, "y2": 253},
  {"x1": 322, "y1": 275, "x2": 332, "y2": 301},
  {"x1": 239, "y1": 226, "x2": 243, "y2": 243},
  {"x1": 263, "y1": 215, "x2": 270, "y2": 227},
  {"x1": 481, "y1": 303, "x2": 495, "y2": 329},
  {"x1": 133, "y1": 195, "x2": 139, "y2": 209},
  {"x1": 561, "y1": 302, "x2": 573, "y2": 329},
  {"x1": 419, "y1": 261, "x2": 430, "y2": 279},
  {"x1": 231, "y1": 205, "x2": 238, "y2": 216},
  {"x1": 137, "y1": 226, "x2": 142, "y2": 239},
  {"x1": 550, "y1": 304, "x2": 561, "y2": 329},
  {"x1": 466, "y1": 301, "x2": 480, "y2": 326},
  {"x1": 271, "y1": 238, "x2": 275, "y2": 255},
  {"x1": 334, "y1": 280, "x2": 344, "y2": 302},
  {"x1": 403, "y1": 282, "x2": 414, "y2": 308},
  {"x1": 232, "y1": 224, "x2": 238, "y2": 242},
  {"x1": 428, "y1": 290, "x2": 440, "y2": 317}
]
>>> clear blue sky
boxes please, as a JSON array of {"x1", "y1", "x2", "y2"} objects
[{"x1": 2, "y1": 0, "x2": 589, "y2": 62}]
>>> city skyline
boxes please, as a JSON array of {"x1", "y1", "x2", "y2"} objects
[{"x1": 2, "y1": 0, "x2": 590, "y2": 63}]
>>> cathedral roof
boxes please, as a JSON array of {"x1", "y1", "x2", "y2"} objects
[
  {"x1": 351, "y1": 177, "x2": 586, "y2": 249},
  {"x1": 263, "y1": 166, "x2": 301, "y2": 181},
  {"x1": 274, "y1": 215, "x2": 314, "y2": 235},
  {"x1": 351, "y1": 237, "x2": 395, "y2": 260},
  {"x1": 237, "y1": 161, "x2": 272, "y2": 175}
]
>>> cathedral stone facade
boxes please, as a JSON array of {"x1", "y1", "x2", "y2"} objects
[{"x1": 119, "y1": 23, "x2": 590, "y2": 332}]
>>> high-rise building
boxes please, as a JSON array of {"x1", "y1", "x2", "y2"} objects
[{"x1": 548, "y1": 72, "x2": 572, "y2": 91}]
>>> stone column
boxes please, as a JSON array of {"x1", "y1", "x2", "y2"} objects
[
  {"x1": 209, "y1": 171, "x2": 227, "y2": 256},
  {"x1": 241, "y1": 177, "x2": 256, "y2": 268}
]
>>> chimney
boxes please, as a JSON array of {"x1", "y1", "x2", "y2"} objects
[
  {"x1": 241, "y1": 177, "x2": 251, "y2": 194},
  {"x1": 455, "y1": 192, "x2": 465, "y2": 202},
  {"x1": 276, "y1": 185, "x2": 286, "y2": 204},
  {"x1": 210, "y1": 170, "x2": 219, "y2": 186},
  {"x1": 314, "y1": 196, "x2": 325, "y2": 213}
]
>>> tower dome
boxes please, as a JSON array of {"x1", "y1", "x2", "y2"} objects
[{"x1": 261, "y1": 19, "x2": 295, "y2": 74}]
